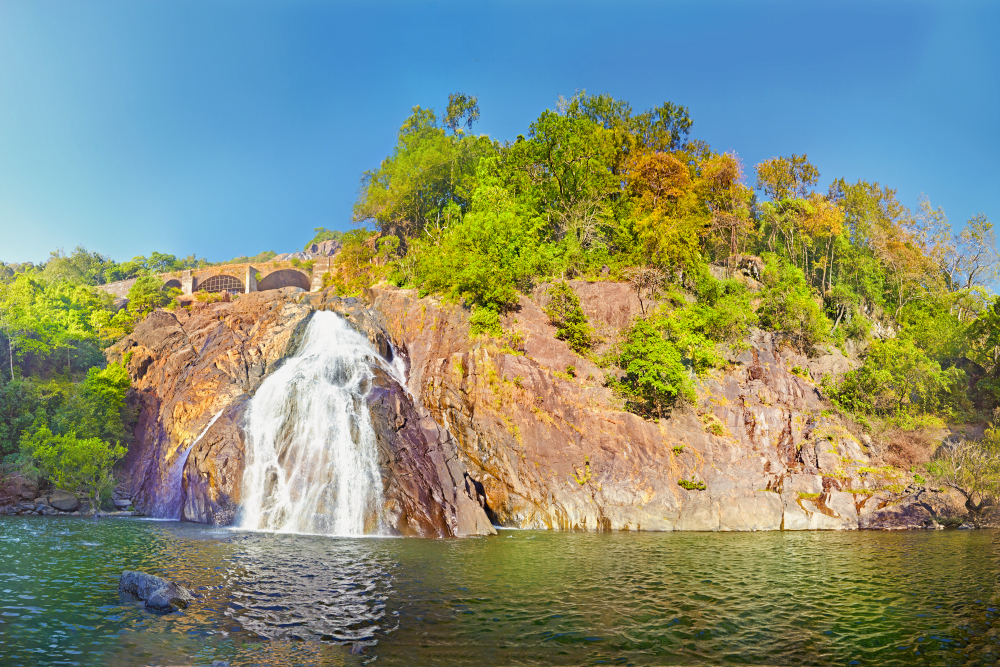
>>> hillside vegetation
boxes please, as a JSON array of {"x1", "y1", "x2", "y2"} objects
[
  {"x1": 322, "y1": 92, "x2": 1000, "y2": 507},
  {"x1": 3, "y1": 91, "x2": 1000, "y2": 514}
]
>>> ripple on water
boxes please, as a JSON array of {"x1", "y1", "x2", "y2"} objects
[{"x1": 1, "y1": 518, "x2": 1000, "y2": 666}]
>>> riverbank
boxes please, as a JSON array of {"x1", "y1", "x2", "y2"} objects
[{"x1": 0, "y1": 473, "x2": 138, "y2": 517}]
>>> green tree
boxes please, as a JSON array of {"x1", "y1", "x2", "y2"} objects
[
  {"x1": 927, "y1": 431, "x2": 1000, "y2": 526},
  {"x1": 0, "y1": 380, "x2": 39, "y2": 459},
  {"x1": 20, "y1": 421, "x2": 126, "y2": 512},
  {"x1": 0, "y1": 275, "x2": 110, "y2": 378},
  {"x1": 755, "y1": 154, "x2": 819, "y2": 201},
  {"x1": 414, "y1": 185, "x2": 549, "y2": 311},
  {"x1": 612, "y1": 316, "x2": 693, "y2": 419},
  {"x1": 757, "y1": 255, "x2": 829, "y2": 351},
  {"x1": 126, "y1": 276, "x2": 169, "y2": 319},
  {"x1": 353, "y1": 102, "x2": 494, "y2": 240},
  {"x1": 830, "y1": 337, "x2": 968, "y2": 421},
  {"x1": 444, "y1": 92, "x2": 480, "y2": 135},
  {"x1": 544, "y1": 282, "x2": 593, "y2": 354}
]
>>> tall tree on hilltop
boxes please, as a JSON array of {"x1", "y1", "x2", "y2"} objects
[
  {"x1": 444, "y1": 93, "x2": 480, "y2": 135},
  {"x1": 353, "y1": 96, "x2": 494, "y2": 242},
  {"x1": 755, "y1": 154, "x2": 820, "y2": 201}
]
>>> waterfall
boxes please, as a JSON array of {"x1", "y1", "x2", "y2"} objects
[
  {"x1": 238, "y1": 310, "x2": 390, "y2": 536},
  {"x1": 151, "y1": 409, "x2": 224, "y2": 519}
]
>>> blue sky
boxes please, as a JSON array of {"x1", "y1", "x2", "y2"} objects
[{"x1": 0, "y1": 1, "x2": 997, "y2": 264}]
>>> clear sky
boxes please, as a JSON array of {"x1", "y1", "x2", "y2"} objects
[{"x1": 0, "y1": 0, "x2": 997, "y2": 264}]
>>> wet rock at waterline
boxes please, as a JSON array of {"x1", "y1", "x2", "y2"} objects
[
  {"x1": 118, "y1": 570, "x2": 194, "y2": 612},
  {"x1": 48, "y1": 489, "x2": 80, "y2": 512}
]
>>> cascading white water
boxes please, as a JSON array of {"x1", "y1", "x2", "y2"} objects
[
  {"x1": 238, "y1": 310, "x2": 394, "y2": 536},
  {"x1": 151, "y1": 409, "x2": 224, "y2": 519}
]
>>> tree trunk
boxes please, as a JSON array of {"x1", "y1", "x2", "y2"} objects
[
  {"x1": 832, "y1": 303, "x2": 846, "y2": 331},
  {"x1": 821, "y1": 236, "x2": 834, "y2": 293}
]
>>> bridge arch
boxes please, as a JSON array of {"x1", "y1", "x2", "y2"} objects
[
  {"x1": 197, "y1": 274, "x2": 244, "y2": 293},
  {"x1": 257, "y1": 269, "x2": 311, "y2": 292},
  {"x1": 163, "y1": 279, "x2": 182, "y2": 291}
]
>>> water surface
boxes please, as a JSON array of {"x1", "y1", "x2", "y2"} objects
[{"x1": 1, "y1": 517, "x2": 999, "y2": 666}]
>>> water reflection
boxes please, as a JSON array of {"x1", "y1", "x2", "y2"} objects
[
  {"x1": 1, "y1": 517, "x2": 999, "y2": 666},
  {"x1": 226, "y1": 533, "x2": 391, "y2": 643}
]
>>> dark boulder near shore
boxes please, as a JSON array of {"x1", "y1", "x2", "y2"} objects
[{"x1": 119, "y1": 570, "x2": 194, "y2": 612}]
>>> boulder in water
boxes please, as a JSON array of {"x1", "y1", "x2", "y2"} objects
[
  {"x1": 48, "y1": 489, "x2": 80, "y2": 512},
  {"x1": 119, "y1": 570, "x2": 194, "y2": 612}
]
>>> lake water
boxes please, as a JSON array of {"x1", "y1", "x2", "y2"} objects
[{"x1": 1, "y1": 517, "x2": 999, "y2": 666}]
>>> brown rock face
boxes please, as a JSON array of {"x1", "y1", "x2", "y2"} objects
[
  {"x1": 107, "y1": 289, "x2": 493, "y2": 536},
  {"x1": 109, "y1": 281, "x2": 956, "y2": 535},
  {"x1": 365, "y1": 283, "x2": 939, "y2": 532},
  {"x1": 109, "y1": 291, "x2": 313, "y2": 525}
]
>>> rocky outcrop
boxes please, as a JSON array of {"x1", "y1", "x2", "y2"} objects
[
  {"x1": 107, "y1": 281, "x2": 962, "y2": 533},
  {"x1": 48, "y1": 489, "x2": 80, "y2": 512},
  {"x1": 368, "y1": 366, "x2": 495, "y2": 537},
  {"x1": 858, "y1": 485, "x2": 969, "y2": 529},
  {"x1": 108, "y1": 292, "x2": 311, "y2": 525},
  {"x1": 119, "y1": 571, "x2": 193, "y2": 612},
  {"x1": 362, "y1": 283, "x2": 946, "y2": 532},
  {"x1": 306, "y1": 239, "x2": 342, "y2": 257},
  {"x1": 107, "y1": 288, "x2": 493, "y2": 536}
]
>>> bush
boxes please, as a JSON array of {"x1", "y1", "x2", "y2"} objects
[
  {"x1": 322, "y1": 229, "x2": 385, "y2": 296},
  {"x1": 757, "y1": 254, "x2": 829, "y2": 351},
  {"x1": 545, "y1": 282, "x2": 593, "y2": 354},
  {"x1": 693, "y1": 271, "x2": 758, "y2": 344},
  {"x1": 469, "y1": 306, "x2": 501, "y2": 337},
  {"x1": 657, "y1": 302, "x2": 724, "y2": 375},
  {"x1": 611, "y1": 316, "x2": 693, "y2": 418},
  {"x1": 19, "y1": 420, "x2": 126, "y2": 511},
  {"x1": 830, "y1": 337, "x2": 969, "y2": 421}
]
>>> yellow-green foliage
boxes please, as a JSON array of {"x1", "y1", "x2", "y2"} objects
[
  {"x1": 544, "y1": 282, "x2": 593, "y2": 354},
  {"x1": 700, "y1": 412, "x2": 727, "y2": 437},
  {"x1": 321, "y1": 230, "x2": 399, "y2": 296}
]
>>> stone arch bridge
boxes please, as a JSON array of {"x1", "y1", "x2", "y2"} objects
[{"x1": 96, "y1": 257, "x2": 334, "y2": 300}]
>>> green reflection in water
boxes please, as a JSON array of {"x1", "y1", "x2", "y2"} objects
[{"x1": 1, "y1": 517, "x2": 999, "y2": 666}]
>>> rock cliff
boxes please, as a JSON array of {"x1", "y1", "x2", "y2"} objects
[
  {"x1": 350, "y1": 283, "x2": 966, "y2": 532},
  {"x1": 106, "y1": 288, "x2": 493, "y2": 536},
  {"x1": 108, "y1": 283, "x2": 966, "y2": 534}
]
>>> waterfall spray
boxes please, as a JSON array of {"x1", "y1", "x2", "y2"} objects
[{"x1": 238, "y1": 311, "x2": 392, "y2": 536}]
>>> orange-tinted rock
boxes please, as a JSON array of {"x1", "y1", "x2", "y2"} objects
[
  {"x1": 360, "y1": 283, "x2": 937, "y2": 531},
  {"x1": 109, "y1": 282, "x2": 956, "y2": 534},
  {"x1": 108, "y1": 288, "x2": 493, "y2": 536}
]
